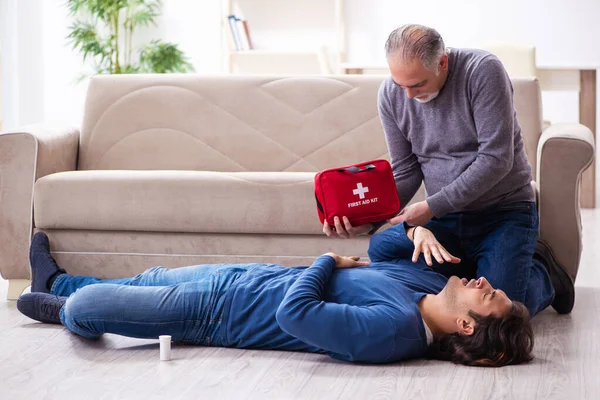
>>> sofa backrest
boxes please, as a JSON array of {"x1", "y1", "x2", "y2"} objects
[
  {"x1": 78, "y1": 74, "x2": 388, "y2": 172},
  {"x1": 78, "y1": 74, "x2": 542, "y2": 176}
]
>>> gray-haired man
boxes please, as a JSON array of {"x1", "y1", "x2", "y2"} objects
[{"x1": 324, "y1": 24, "x2": 573, "y2": 315}]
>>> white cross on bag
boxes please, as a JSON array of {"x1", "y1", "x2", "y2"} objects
[{"x1": 353, "y1": 182, "x2": 369, "y2": 199}]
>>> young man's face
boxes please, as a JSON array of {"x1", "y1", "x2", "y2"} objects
[
  {"x1": 441, "y1": 276, "x2": 513, "y2": 318},
  {"x1": 388, "y1": 54, "x2": 448, "y2": 103}
]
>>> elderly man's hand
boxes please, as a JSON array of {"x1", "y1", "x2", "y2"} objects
[
  {"x1": 409, "y1": 226, "x2": 461, "y2": 266},
  {"x1": 323, "y1": 216, "x2": 374, "y2": 239},
  {"x1": 388, "y1": 200, "x2": 434, "y2": 227}
]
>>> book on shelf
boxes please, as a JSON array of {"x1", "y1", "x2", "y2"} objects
[
  {"x1": 241, "y1": 19, "x2": 254, "y2": 50},
  {"x1": 226, "y1": 14, "x2": 253, "y2": 51}
]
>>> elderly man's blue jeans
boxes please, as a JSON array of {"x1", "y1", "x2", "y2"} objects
[{"x1": 368, "y1": 201, "x2": 554, "y2": 316}]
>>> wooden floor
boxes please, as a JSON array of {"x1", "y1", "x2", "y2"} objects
[{"x1": 1, "y1": 210, "x2": 599, "y2": 400}]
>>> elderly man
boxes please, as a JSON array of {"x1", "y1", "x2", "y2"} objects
[{"x1": 324, "y1": 24, "x2": 572, "y2": 315}]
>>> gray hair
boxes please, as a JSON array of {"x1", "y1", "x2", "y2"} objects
[{"x1": 385, "y1": 24, "x2": 447, "y2": 70}]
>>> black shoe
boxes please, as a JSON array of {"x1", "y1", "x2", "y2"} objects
[
  {"x1": 29, "y1": 232, "x2": 65, "y2": 293},
  {"x1": 534, "y1": 239, "x2": 575, "y2": 314},
  {"x1": 17, "y1": 293, "x2": 67, "y2": 324}
]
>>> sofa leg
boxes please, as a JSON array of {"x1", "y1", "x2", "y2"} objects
[{"x1": 7, "y1": 279, "x2": 30, "y2": 300}]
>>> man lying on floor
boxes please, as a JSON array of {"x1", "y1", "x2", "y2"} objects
[{"x1": 18, "y1": 229, "x2": 534, "y2": 367}]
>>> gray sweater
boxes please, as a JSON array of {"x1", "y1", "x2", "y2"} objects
[{"x1": 378, "y1": 48, "x2": 534, "y2": 217}]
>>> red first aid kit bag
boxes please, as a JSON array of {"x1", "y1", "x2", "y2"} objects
[{"x1": 314, "y1": 159, "x2": 401, "y2": 227}]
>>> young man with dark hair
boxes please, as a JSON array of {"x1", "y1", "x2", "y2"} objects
[{"x1": 18, "y1": 231, "x2": 533, "y2": 367}]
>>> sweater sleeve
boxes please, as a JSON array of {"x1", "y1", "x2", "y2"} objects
[
  {"x1": 275, "y1": 255, "x2": 396, "y2": 363},
  {"x1": 367, "y1": 223, "x2": 415, "y2": 263},
  {"x1": 426, "y1": 57, "x2": 516, "y2": 217},
  {"x1": 378, "y1": 81, "x2": 424, "y2": 210}
]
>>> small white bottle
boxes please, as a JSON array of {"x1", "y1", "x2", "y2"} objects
[{"x1": 159, "y1": 335, "x2": 172, "y2": 361}]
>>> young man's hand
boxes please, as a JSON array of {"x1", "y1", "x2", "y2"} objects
[
  {"x1": 324, "y1": 252, "x2": 370, "y2": 268},
  {"x1": 323, "y1": 217, "x2": 374, "y2": 239},
  {"x1": 407, "y1": 226, "x2": 461, "y2": 266}
]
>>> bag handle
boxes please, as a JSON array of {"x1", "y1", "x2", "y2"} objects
[
  {"x1": 338, "y1": 164, "x2": 376, "y2": 174},
  {"x1": 315, "y1": 193, "x2": 324, "y2": 213}
]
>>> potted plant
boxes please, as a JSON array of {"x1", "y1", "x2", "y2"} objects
[{"x1": 67, "y1": 0, "x2": 194, "y2": 76}]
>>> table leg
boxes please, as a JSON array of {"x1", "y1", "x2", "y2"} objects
[{"x1": 580, "y1": 70, "x2": 596, "y2": 208}]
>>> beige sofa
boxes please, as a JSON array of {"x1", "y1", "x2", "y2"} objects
[{"x1": 0, "y1": 74, "x2": 595, "y2": 300}]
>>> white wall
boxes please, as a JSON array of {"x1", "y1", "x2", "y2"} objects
[
  {"x1": 232, "y1": 0, "x2": 338, "y2": 51},
  {"x1": 156, "y1": 1, "x2": 223, "y2": 73},
  {"x1": 1, "y1": 0, "x2": 45, "y2": 129},
  {"x1": 41, "y1": 1, "x2": 88, "y2": 128},
  {"x1": 346, "y1": 0, "x2": 600, "y2": 68}
]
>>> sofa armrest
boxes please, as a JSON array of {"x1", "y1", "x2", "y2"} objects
[
  {"x1": 536, "y1": 123, "x2": 595, "y2": 281},
  {"x1": 0, "y1": 125, "x2": 79, "y2": 282}
]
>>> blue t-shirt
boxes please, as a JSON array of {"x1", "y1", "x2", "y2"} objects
[{"x1": 220, "y1": 228, "x2": 447, "y2": 364}]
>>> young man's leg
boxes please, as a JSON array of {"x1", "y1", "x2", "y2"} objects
[
  {"x1": 29, "y1": 232, "x2": 67, "y2": 293},
  {"x1": 51, "y1": 263, "x2": 251, "y2": 297},
  {"x1": 27, "y1": 268, "x2": 245, "y2": 344},
  {"x1": 463, "y1": 202, "x2": 555, "y2": 316},
  {"x1": 30, "y1": 232, "x2": 251, "y2": 297}
]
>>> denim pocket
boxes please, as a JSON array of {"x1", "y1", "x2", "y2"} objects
[{"x1": 498, "y1": 202, "x2": 536, "y2": 228}]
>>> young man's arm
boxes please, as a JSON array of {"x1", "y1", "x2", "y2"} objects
[
  {"x1": 275, "y1": 255, "x2": 396, "y2": 363},
  {"x1": 368, "y1": 225, "x2": 461, "y2": 267},
  {"x1": 367, "y1": 223, "x2": 415, "y2": 262}
]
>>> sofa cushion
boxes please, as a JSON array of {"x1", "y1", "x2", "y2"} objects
[{"x1": 34, "y1": 170, "x2": 322, "y2": 235}]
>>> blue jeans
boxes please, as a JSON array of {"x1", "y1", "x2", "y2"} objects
[
  {"x1": 369, "y1": 201, "x2": 554, "y2": 316},
  {"x1": 53, "y1": 264, "x2": 252, "y2": 342}
]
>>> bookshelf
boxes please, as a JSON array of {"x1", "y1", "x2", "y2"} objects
[{"x1": 221, "y1": 0, "x2": 345, "y2": 74}]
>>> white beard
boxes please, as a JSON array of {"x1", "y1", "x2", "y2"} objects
[{"x1": 415, "y1": 91, "x2": 440, "y2": 103}]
